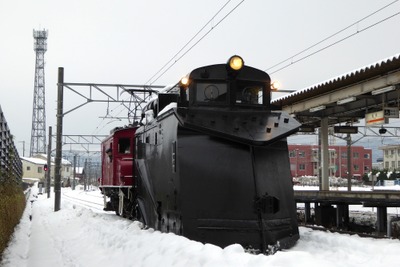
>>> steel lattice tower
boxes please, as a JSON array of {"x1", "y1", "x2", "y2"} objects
[{"x1": 30, "y1": 29, "x2": 48, "y2": 156}]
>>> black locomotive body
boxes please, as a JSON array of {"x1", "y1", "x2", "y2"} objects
[{"x1": 132, "y1": 56, "x2": 301, "y2": 252}]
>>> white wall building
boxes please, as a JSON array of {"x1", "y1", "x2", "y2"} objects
[
  {"x1": 21, "y1": 154, "x2": 72, "y2": 185},
  {"x1": 379, "y1": 145, "x2": 400, "y2": 171}
]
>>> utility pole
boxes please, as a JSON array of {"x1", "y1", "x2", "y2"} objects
[
  {"x1": 73, "y1": 154, "x2": 76, "y2": 190},
  {"x1": 52, "y1": 68, "x2": 161, "y2": 207},
  {"x1": 347, "y1": 133, "x2": 352, "y2": 191},
  {"x1": 84, "y1": 159, "x2": 88, "y2": 191},
  {"x1": 54, "y1": 67, "x2": 64, "y2": 211},
  {"x1": 46, "y1": 126, "x2": 52, "y2": 198}
]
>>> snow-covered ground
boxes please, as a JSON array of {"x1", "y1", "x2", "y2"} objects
[{"x1": 1, "y1": 185, "x2": 400, "y2": 267}]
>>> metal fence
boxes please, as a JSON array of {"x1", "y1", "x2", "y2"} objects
[{"x1": 0, "y1": 105, "x2": 22, "y2": 182}]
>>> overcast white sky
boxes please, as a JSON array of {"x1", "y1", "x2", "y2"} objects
[{"x1": 1, "y1": 0, "x2": 399, "y2": 156}]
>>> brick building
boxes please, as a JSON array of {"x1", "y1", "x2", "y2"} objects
[{"x1": 288, "y1": 144, "x2": 372, "y2": 179}]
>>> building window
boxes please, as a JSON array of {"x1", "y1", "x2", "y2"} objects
[
  {"x1": 299, "y1": 164, "x2": 305, "y2": 170},
  {"x1": 289, "y1": 150, "x2": 296, "y2": 158},
  {"x1": 353, "y1": 152, "x2": 359, "y2": 158},
  {"x1": 354, "y1": 165, "x2": 359, "y2": 171},
  {"x1": 385, "y1": 150, "x2": 389, "y2": 156},
  {"x1": 27, "y1": 166, "x2": 31, "y2": 171},
  {"x1": 38, "y1": 167, "x2": 43, "y2": 173},
  {"x1": 364, "y1": 153, "x2": 370, "y2": 159},
  {"x1": 364, "y1": 165, "x2": 369, "y2": 171},
  {"x1": 385, "y1": 161, "x2": 389, "y2": 169},
  {"x1": 341, "y1": 152, "x2": 347, "y2": 158},
  {"x1": 66, "y1": 167, "x2": 69, "y2": 172},
  {"x1": 392, "y1": 161, "x2": 396, "y2": 168},
  {"x1": 298, "y1": 151, "x2": 305, "y2": 157},
  {"x1": 290, "y1": 164, "x2": 296, "y2": 171}
]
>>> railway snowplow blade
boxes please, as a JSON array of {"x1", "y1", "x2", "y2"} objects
[{"x1": 177, "y1": 128, "x2": 299, "y2": 252}]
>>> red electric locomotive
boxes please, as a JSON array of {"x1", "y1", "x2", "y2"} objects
[{"x1": 100, "y1": 126, "x2": 138, "y2": 217}]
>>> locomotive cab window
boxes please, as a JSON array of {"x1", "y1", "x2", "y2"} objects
[
  {"x1": 106, "y1": 144, "x2": 113, "y2": 161},
  {"x1": 118, "y1": 138, "x2": 130, "y2": 154},
  {"x1": 195, "y1": 83, "x2": 228, "y2": 104},
  {"x1": 235, "y1": 83, "x2": 264, "y2": 105}
]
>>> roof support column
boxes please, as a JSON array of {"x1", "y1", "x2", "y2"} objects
[
  {"x1": 347, "y1": 134, "x2": 352, "y2": 191},
  {"x1": 320, "y1": 117, "x2": 329, "y2": 191}
]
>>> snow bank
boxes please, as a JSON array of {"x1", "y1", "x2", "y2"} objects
[{"x1": 2, "y1": 187, "x2": 400, "y2": 267}]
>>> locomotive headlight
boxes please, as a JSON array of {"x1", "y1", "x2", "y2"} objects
[
  {"x1": 228, "y1": 55, "x2": 244, "y2": 71},
  {"x1": 179, "y1": 76, "x2": 190, "y2": 88},
  {"x1": 270, "y1": 80, "x2": 281, "y2": 91}
]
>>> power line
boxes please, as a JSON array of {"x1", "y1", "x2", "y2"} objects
[
  {"x1": 146, "y1": 0, "x2": 245, "y2": 85},
  {"x1": 92, "y1": 1, "x2": 398, "y2": 135},
  {"x1": 265, "y1": 0, "x2": 400, "y2": 74},
  {"x1": 91, "y1": 1, "x2": 245, "y2": 134},
  {"x1": 93, "y1": 0, "x2": 246, "y2": 133},
  {"x1": 269, "y1": 10, "x2": 400, "y2": 75},
  {"x1": 145, "y1": 0, "x2": 233, "y2": 85}
]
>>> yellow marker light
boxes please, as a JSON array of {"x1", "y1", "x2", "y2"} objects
[
  {"x1": 228, "y1": 55, "x2": 244, "y2": 71},
  {"x1": 271, "y1": 81, "x2": 280, "y2": 91},
  {"x1": 180, "y1": 76, "x2": 190, "y2": 87}
]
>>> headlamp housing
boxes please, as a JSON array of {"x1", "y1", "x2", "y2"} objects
[{"x1": 227, "y1": 55, "x2": 244, "y2": 72}]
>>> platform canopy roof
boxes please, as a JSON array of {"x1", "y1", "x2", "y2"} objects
[{"x1": 272, "y1": 54, "x2": 400, "y2": 128}]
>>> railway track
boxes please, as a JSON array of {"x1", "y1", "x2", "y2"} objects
[{"x1": 62, "y1": 190, "x2": 105, "y2": 212}]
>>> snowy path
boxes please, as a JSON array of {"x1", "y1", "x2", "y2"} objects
[{"x1": 1, "y1": 186, "x2": 400, "y2": 267}]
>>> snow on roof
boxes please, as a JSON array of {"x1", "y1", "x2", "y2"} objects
[
  {"x1": 21, "y1": 155, "x2": 71, "y2": 165},
  {"x1": 21, "y1": 157, "x2": 47, "y2": 165},
  {"x1": 158, "y1": 102, "x2": 177, "y2": 117},
  {"x1": 272, "y1": 53, "x2": 400, "y2": 102},
  {"x1": 22, "y1": 177, "x2": 41, "y2": 182},
  {"x1": 61, "y1": 158, "x2": 71, "y2": 165}
]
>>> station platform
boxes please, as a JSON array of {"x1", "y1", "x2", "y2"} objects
[
  {"x1": 294, "y1": 190, "x2": 400, "y2": 235},
  {"x1": 295, "y1": 190, "x2": 400, "y2": 206}
]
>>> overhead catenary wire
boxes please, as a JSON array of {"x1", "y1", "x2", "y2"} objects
[
  {"x1": 91, "y1": 0, "x2": 246, "y2": 134},
  {"x1": 145, "y1": 0, "x2": 234, "y2": 85},
  {"x1": 265, "y1": 0, "x2": 400, "y2": 74},
  {"x1": 92, "y1": 1, "x2": 246, "y2": 134},
  {"x1": 269, "y1": 11, "x2": 400, "y2": 75},
  {"x1": 92, "y1": 1, "x2": 400, "y2": 135},
  {"x1": 146, "y1": 0, "x2": 245, "y2": 85},
  {"x1": 91, "y1": 95, "x2": 137, "y2": 135}
]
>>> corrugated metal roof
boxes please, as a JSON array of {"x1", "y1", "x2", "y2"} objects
[{"x1": 272, "y1": 54, "x2": 400, "y2": 106}]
